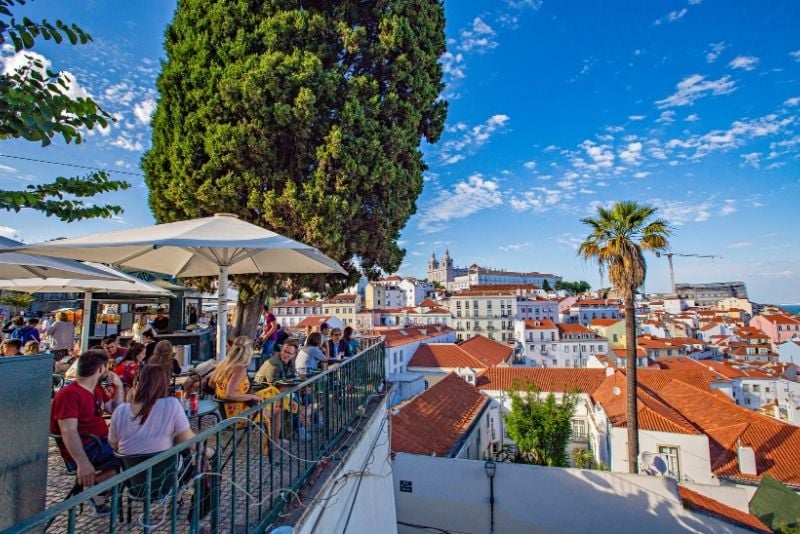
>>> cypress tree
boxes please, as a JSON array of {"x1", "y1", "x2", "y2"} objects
[{"x1": 143, "y1": 0, "x2": 447, "y2": 333}]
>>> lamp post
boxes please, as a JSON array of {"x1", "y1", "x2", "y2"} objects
[{"x1": 484, "y1": 458, "x2": 497, "y2": 534}]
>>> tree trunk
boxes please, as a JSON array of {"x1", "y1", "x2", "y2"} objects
[
  {"x1": 625, "y1": 294, "x2": 639, "y2": 474},
  {"x1": 230, "y1": 288, "x2": 268, "y2": 339}
]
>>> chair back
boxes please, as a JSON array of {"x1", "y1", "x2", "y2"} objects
[{"x1": 115, "y1": 451, "x2": 179, "y2": 502}]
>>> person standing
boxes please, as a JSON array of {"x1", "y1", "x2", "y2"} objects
[
  {"x1": 131, "y1": 315, "x2": 155, "y2": 343},
  {"x1": 258, "y1": 305, "x2": 279, "y2": 358},
  {"x1": 48, "y1": 311, "x2": 76, "y2": 361},
  {"x1": 11, "y1": 317, "x2": 40, "y2": 345},
  {"x1": 187, "y1": 305, "x2": 198, "y2": 327},
  {"x1": 152, "y1": 309, "x2": 170, "y2": 334}
]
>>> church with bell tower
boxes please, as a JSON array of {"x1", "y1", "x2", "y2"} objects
[{"x1": 427, "y1": 249, "x2": 467, "y2": 285}]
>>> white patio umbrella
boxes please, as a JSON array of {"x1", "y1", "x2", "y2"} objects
[
  {"x1": 0, "y1": 262, "x2": 173, "y2": 351},
  {"x1": 17, "y1": 213, "x2": 347, "y2": 359},
  {"x1": 0, "y1": 236, "x2": 120, "y2": 280}
]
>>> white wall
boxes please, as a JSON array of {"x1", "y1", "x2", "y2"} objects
[
  {"x1": 393, "y1": 454, "x2": 751, "y2": 534},
  {"x1": 295, "y1": 395, "x2": 396, "y2": 534}
]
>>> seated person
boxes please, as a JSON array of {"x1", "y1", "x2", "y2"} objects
[
  {"x1": 102, "y1": 334, "x2": 127, "y2": 363},
  {"x1": 1, "y1": 338, "x2": 21, "y2": 356},
  {"x1": 209, "y1": 337, "x2": 286, "y2": 448},
  {"x1": 64, "y1": 345, "x2": 109, "y2": 380},
  {"x1": 50, "y1": 350, "x2": 125, "y2": 514},
  {"x1": 113, "y1": 342, "x2": 146, "y2": 389},
  {"x1": 255, "y1": 339, "x2": 299, "y2": 384},
  {"x1": 343, "y1": 326, "x2": 360, "y2": 356},
  {"x1": 326, "y1": 328, "x2": 350, "y2": 360},
  {"x1": 295, "y1": 332, "x2": 327, "y2": 377},
  {"x1": 23, "y1": 340, "x2": 41, "y2": 355},
  {"x1": 109, "y1": 364, "x2": 194, "y2": 456}
]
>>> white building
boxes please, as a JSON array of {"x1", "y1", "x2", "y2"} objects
[
  {"x1": 272, "y1": 299, "x2": 323, "y2": 328},
  {"x1": 380, "y1": 325, "x2": 457, "y2": 375},
  {"x1": 561, "y1": 299, "x2": 621, "y2": 326},
  {"x1": 514, "y1": 319, "x2": 609, "y2": 368}
]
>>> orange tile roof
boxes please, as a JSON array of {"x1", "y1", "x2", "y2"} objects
[
  {"x1": 295, "y1": 315, "x2": 332, "y2": 328},
  {"x1": 556, "y1": 323, "x2": 597, "y2": 336},
  {"x1": 475, "y1": 368, "x2": 607, "y2": 393},
  {"x1": 523, "y1": 319, "x2": 557, "y2": 330},
  {"x1": 589, "y1": 318, "x2": 623, "y2": 327},
  {"x1": 419, "y1": 298, "x2": 438, "y2": 308},
  {"x1": 391, "y1": 373, "x2": 489, "y2": 457},
  {"x1": 274, "y1": 299, "x2": 322, "y2": 308},
  {"x1": 458, "y1": 335, "x2": 514, "y2": 363},
  {"x1": 612, "y1": 347, "x2": 648, "y2": 358},
  {"x1": 645, "y1": 378, "x2": 800, "y2": 487},
  {"x1": 423, "y1": 307, "x2": 450, "y2": 314},
  {"x1": 322, "y1": 294, "x2": 358, "y2": 304},
  {"x1": 592, "y1": 372, "x2": 701, "y2": 435},
  {"x1": 677, "y1": 486, "x2": 771, "y2": 533},
  {"x1": 377, "y1": 325, "x2": 455, "y2": 348}
]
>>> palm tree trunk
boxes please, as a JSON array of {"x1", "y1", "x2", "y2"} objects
[{"x1": 625, "y1": 294, "x2": 639, "y2": 474}]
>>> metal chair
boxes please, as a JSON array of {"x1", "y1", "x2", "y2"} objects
[
  {"x1": 48, "y1": 433, "x2": 105, "y2": 526},
  {"x1": 113, "y1": 450, "x2": 192, "y2": 525}
]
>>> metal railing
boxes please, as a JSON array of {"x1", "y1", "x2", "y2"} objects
[{"x1": 4, "y1": 339, "x2": 386, "y2": 534}]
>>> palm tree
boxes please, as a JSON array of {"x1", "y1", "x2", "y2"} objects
[{"x1": 578, "y1": 201, "x2": 670, "y2": 473}]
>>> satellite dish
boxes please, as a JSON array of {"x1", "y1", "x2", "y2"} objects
[{"x1": 612, "y1": 386, "x2": 621, "y2": 396}]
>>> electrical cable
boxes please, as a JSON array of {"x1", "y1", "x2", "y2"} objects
[{"x1": 0, "y1": 153, "x2": 145, "y2": 177}]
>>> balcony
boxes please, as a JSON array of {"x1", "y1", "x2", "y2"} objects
[{"x1": 8, "y1": 340, "x2": 386, "y2": 534}]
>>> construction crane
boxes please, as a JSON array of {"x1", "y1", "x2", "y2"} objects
[{"x1": 655, "y1": 251, "x2": 722, "y2": 295}]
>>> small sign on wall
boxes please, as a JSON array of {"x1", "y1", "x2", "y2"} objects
[{"x1": 399, "y1": 480, "x2": 413, "y2": 493}]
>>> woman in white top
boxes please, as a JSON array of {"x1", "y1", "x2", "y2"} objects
[
  {"x1": 131, "y1": 315, "x2": 156, "y2": 343},
  {"x1": 47, "y1": 311, "x2": 75, "y2": 360},
  {"x1": 109, "y1": 364, "x2": 194, "y2": 456},
  {"x1": 295, "y1": 332, "x2": 327, "y2": 377}
]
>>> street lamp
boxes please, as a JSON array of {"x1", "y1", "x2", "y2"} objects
[{"x1": 484, "y1": 458, "x2": 497, "y2": 534}]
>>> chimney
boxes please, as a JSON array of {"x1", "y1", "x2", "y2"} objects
[
  {"x1": 737, "y1": 445, "x2": 757, "y2": 476},
  {"x1": 605, "y1": 367, "x2": 615, "y2": 377}
]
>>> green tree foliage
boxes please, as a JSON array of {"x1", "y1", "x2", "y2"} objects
[
  {"x1": 0, "y1": 0, "x2": 129, "y2": 221},
  {"x1": 143, "y1": 0, "x2": 447, "y2": 334},
  {"x1": 0, "y1": 290, "x2": 36, "y2": 310},
  {"x1": 555, "y1": 280, "x2": 591, "y2": 295},
  {"x1": 578, "y1": 201, "x2": 670, "y2": 473},
  {"x1": 571, "y1": 448, "x2": 594, "y2": 469},
  {"x1": 503, "y1": 384, "x2": 578, "y2": 467}
]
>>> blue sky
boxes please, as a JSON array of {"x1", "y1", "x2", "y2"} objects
[{"x1": 2, "y1": 1, "x2": 800, "y2": 303}]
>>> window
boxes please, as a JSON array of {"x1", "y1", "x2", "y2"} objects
[
  {"x1": 658, "y1": 446, "x2": 681, "y2": 480},
  {"x1": 752, "y1": 384, "x2": 760, "y2": 392},
  {"x1": 571, "y1": 420, "x2": 587, "y2": 440}
]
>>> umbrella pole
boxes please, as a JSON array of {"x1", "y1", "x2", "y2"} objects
[
  {"x1": 217, "y1": 265, "x2": 228, "y2": 360},
  {"x1": 80, "y1": 292, "x2": 92, "y2": 353}
]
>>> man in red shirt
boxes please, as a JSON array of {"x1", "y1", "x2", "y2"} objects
[
  {"x1": 102, "y1": 334, "x2": 127, "y2": 363},
  {"x1": 51, "y1": 349, "x2": 125, "y2": 514}
]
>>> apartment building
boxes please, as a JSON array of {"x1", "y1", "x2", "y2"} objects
[
  {"x1": 271, "y1": 299, "x2": 323, "y2": 328},
  {"x1": 675, "y1": 281, "x2": 748, "y2": 307},
  {"x1": 561, "y1": 299, "x2": 621, "y2": 326},
  {"x1": 321, "y1": 293, "x2": 361, "y2": 327},
  {"x1": 513, "y1": 319, "x2": 609, "y2": 368},
  {"x1": 446, "y1": 289, "x2": 517, "y2": 343}
]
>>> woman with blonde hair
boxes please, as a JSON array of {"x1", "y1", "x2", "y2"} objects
[
  {"x1": 209, "y1": 337, "x2": 289, "y2": 449},
  {"x1": 131, "y1": 314, "x2": 156, "y2": 343},
  {"x1": 149, "y1": 340, "x2": 181, "y2": 383},
  {"x1": 22, "y1": 340, "x2": 41, "y2": 355}
]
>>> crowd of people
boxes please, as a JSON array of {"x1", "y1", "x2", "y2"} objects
[{"x1": 5, "y1": 302, "x2": 364, "y2": 516}]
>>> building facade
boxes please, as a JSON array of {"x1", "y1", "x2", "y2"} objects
[{"x1": 675, "y1": 282, "x2": 748, "y2": 307}]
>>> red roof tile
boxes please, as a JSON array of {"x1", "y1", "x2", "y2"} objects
[
  {"x1": 391, "y1": 373, "x2": 488, "y2": 457},
  {"x1": 419, "y1": 298, "x2": 439, "y2": 308},
  {"x1": 677, "y1": 486, "x2": 771, "y2": 533},
  {"x1": 475, "y1": 368, "x2": 606, "y2": 393},
  {"x1": 590, "y1": 318, "x2": 623, "y2": 327},
  {"x1": 523, "y1": 319, "x2": 557, "y2": 330},
  {"x1": 295, "y1": 315, "x2": 332, "y2": 328}
]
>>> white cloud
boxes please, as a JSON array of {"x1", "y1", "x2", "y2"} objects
[
  {"x1": 633, "y1": 171, "x2": 651, "y2": 178},
  {"x1": 418, "y1": 174, "x2": 502, "y2": 232},
  {"x1": 654, "y1": 8, "x2": 687, "y2": 25},
  {"x1": 440, "y1": 52, "x2": 465, "y2": 81},
  {"x1": 651, "y1": 199, "x2": 712, "y2": 225},
  {"x1": 784, "y1": 97, "x2": 800, "y2": 107},
  {"x1": 523, "y1": 161, "x2": 537, "y2": 171},
  {"x1": 133, "y1": 98, "x2": 156, "y2": 125},
  {"x1": 104, "y1": 82, "x2": 136, "y2": 106},
  {"x1": 759, "y1": 270, "x2": 794, "y2": 279},
  {"x1": 685, "y1": 113, "x2": 699, "y2": 122},
  {"x1": 578, "y1": 140, "x2": 615, "y2": 170},
  {"x1": 458, "y1": 17, "x2": 498, "y2": 53},
  {"x1": 720, "y1": 199, "x2": 737, "y2": 216},
  {"x1": 555, "y1": 233, "x2": 583, "y2": 250},
  {"x1": 499, "y1": 242, "x2": 530, "y2": 252},
  {"x1": 0, "y1": 226, "x2": 19, "y2": 239},
  {"x1": 0, "y1": 163, "x2": 17, "y2": 174},
  {"x1": 110, "y1": 135, "x2": 144, "y2": 152},
  {"x1": 790, "y1": 50, "x2": 800, "y2": 62},
  {"x1": 727, "y1": 241, "x2": 752, "y2": 249},
  {"x1": 619, "y1": 142, "x2": 643, "y2": 165},
  {"x1": 439, "y1": 114, "x2": 510, "y2": 165},
  {"x1": 671, "y1": 113, "x2": 795, "y2": 159},
  {"x1": 656, "y1": 74, "x2": 736, "y2": 108},
  {"x1": 656, "y1": 110, "x2": 676, "y2": 123},
  {"x1": 509, "y1": 187, "x2": 565, "y2": 213},
  {"x1": 628, "y1": 115, "x2": 646, "y2": 121},
  {"x1": 729, "y1": 55, "x2": 759, "y2": 71},
  {"x1": 705, "y1": 42, "x2": 727, "y2": 63},
  {"x1": 740, "y1": 152, "x2": 760, "y2": 169},
  {"x1": 2, "y1": 49, "x2": 90, "y2": 100}
]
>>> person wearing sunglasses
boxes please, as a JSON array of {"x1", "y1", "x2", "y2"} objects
[{"x1": 50, "y1": 349, "x2": 125, "y2": 515}]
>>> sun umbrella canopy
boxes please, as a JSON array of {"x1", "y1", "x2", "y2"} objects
[
  {"x1": 0, "y1": 262, "x2": 173, "y2": 296},
  {"x1": 15, "y1": 213, "x2": 347, "y2": 277},
  {"x1": 0, "y1": 237, "x2": 122, "y2": 281},
  {"x1": 17, "y1": 214, "x2": 347, "y2": 359}
]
